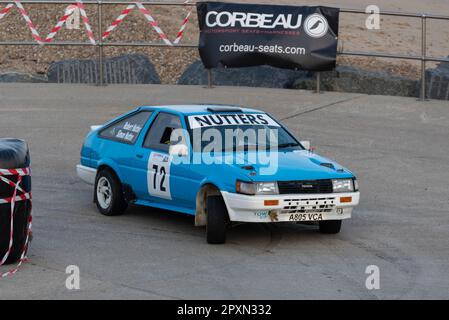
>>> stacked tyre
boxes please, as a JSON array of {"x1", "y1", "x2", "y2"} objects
[{"x1": 0, "y1": 139, "x2": 31, "y2": 264}]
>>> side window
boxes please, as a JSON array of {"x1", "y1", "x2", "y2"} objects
[
  {"x1": 143, "y1": 112, "x2": 182, "y2": 152},
  {"x1": 99, "y1": 111, "x2": 153, "y2": 144}
]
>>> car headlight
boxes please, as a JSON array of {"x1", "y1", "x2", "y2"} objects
[
  {"x1": 236, "y1": 181, "x2": 279, "y2": 195},
  {"x1": 332, "y1": 179, "x2": 355, "y2": 193}
]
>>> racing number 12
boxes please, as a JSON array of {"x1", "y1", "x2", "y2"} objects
[{"x1": 148, "y1": 152, "x2": 172, "y2": 200}]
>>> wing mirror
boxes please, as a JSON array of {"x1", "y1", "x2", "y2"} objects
[{"x1": 300, "y1": 140, "x2": 315, "y2": 152}]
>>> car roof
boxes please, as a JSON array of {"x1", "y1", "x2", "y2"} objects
[{"x1": 138, "y1": 104, "x2": 263, "y2": 115}]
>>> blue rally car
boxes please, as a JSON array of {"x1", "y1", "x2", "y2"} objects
[{"x1": 77, "y1": 105, "x2": 360, "y2": 244}]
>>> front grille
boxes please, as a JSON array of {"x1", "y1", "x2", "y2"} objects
[
  {"x1": 281, "y1": 197, "x2": 336, "y2": 214},
  {"x1": 278, "y1": 179, "x2": 333, "y2": 194}
]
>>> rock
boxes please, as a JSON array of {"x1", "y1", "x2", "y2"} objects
[
  {"x1": 48, "y1": 54, "x2": 160, "y2": 84},
  {"x1": 437, "y1": 55, "x2": 449, "y2": 70},
  {"x1": 0, "y1": 72, "x2": 47, "y2": 83},
  {"x1": 294, "y1": 66, "x2": 420, "y2": 98},
  {"x1": 425, "y1": 56, "x2": 449, "y2": 100},
  {"x1": 178, "y1": 60, "x2": 311, "y2": 88}
]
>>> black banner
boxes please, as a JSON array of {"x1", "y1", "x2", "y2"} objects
[{"x1": 197, "y1": 2, "x2": 340, "y2": 71}]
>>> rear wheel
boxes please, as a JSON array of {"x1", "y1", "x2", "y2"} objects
[
  {"x1": 206, "y1": 195, "x2": 229, "y2": 244},
  {"x1": 94, "y1": 169, "x2": 127, "y2": 216},
  {"x1": 319, "y1": 220, "x2": 342, "y2": 234}
]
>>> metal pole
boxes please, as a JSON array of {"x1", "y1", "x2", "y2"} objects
[
  {"x1": 315, "y1": 72, "x2": 321, "y2": 93},
  {"x1": 207, "y1": 69, "x2": 213, "y2": 88},
  {"x1": 420, "y1": 14, "x2": 427, "y2": 100},
  {"x1": 97, "y1": 0, "x2": 104, "y2": 86}
]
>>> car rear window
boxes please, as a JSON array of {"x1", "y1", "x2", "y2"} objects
[{"x1": 99, "y1": 111, "x2": 153, "y2": 144}]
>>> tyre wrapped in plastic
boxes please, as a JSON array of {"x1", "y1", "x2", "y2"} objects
[{"x1": 0, "y1": 138, "x2": 31, "y2": 265}]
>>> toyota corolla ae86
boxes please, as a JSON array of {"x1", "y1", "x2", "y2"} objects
[{"x1": 77, "y1": 105, "x2": 359, "y2": 244}]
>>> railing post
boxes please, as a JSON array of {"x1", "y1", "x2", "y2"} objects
[
  {"x1": 97, "y1": 0, "x2": 104, "y2": 86},
  {"x1": 315, "y1": 72, "x2": 321, "y2": 94},
  {"x1": 207, "y1": 69, "x2": 213, "y2": 88},
  {"x1": 420, "y1": 14, "x2": 427, "y2": 101}
]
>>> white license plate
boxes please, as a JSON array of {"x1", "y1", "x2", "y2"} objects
[{"x1": 288, "y1": 213, "x2": 324, "y2": 222}]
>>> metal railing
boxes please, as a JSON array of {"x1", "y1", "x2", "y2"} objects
[
  {"x1": 0, "y1": 1, "x2": 449, "y2": 100},
  {"x1": 339, "y1": 8, "x2": 449, "y2": 101}
]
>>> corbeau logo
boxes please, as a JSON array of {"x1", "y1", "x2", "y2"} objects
[
  {"x1": 205, "y1": 11, "x2": 303, "y2": 30},
  {"x1": 303, "y1": 13, "x2": 329, "y2": 38},
  {"x1": 205, "y1": 11, "x2": 329, "y2": 38}
]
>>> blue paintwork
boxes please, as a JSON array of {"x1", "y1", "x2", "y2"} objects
[{"x1": 80, "y1": 105, "x2": 356, "y2": 216}]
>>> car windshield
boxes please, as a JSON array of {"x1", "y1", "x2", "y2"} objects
[{"x1": 187, "y1": 113, "x2": 303, "y2": 152}]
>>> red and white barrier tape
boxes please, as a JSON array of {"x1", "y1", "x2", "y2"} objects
[
  {"x1": 45, "y1": 2, "x2": 95, "y2": 44},
  {"x1": 0, "y1": 3, "x2": 14, "y2": 20},
  {"x1": 1, "y1": 215, "x2": 32, "y2": 278},
  {"x1": 102, "y1": 4, "x2": 135, "y2": 40},
  {"x1": 0, "y1": 167, "x2": 32, "y2": 278},
  {"x1": 13, "y1": 0, "x2": 44, "y2": 44},
  {"x1": 173, "y1": 8, "x2": 192, "y2": 45},
  {"x1": 0, "y1": 1, "x2": 95, "y2": 45},
  {"x1": 77, "y1": 1, "x2": 95, "y2": 45},
  {"x1": 2, "y1": 1, "x2": 191, "y2": 45},
  {"x1": 135, "y1": 2, "x2": 172, "y2": 45},
  {"x1": 0, "y1": 168, "x2": 30, "y2": 176},
  {"x1": 45, "y1": 5, "x2": 78, "y2": 43},
  {"x1": 102, "y1": 2, "x2": 192, "y2": 45}
]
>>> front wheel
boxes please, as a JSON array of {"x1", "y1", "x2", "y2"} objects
[
  {"x1": 319, "y1": 220, "x2": 342, "y2": 234},
  {"x1": 206, "y1": 195, "x2": 229, "y2": 244},
  {"x1": 94, "y1": 169, "x2": 127, "y2": 216}
]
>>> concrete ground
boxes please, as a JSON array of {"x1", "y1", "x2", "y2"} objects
[{"x1": 0, "y1": 83, "x2": 448, "y2": 299}]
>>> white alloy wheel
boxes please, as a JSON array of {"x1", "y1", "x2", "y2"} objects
[{"x1": 96, "y1": 176, "x2": 112, "y2": 209}]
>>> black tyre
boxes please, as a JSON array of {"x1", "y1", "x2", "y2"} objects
[
  {"x1": 94, "y1": 169, "x2": 127, "y2": 216},
  {"x1": 206, "y1": 195, "x2": 229, "y2": 244},
  {"x1": 319, "y1": 220, "x2": 342, "y2": 234}
]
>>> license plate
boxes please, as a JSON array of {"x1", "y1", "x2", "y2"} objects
[{"x1": 288, "y1": 213, "x2": 324, "y2": 222}]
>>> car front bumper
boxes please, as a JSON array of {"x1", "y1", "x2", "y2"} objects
[{"x1": 221, "y1": 191, "x2": 360, "y2": 223}]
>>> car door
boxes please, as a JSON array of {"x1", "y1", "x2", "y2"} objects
[
  {"x1": 96, "y1": 110, "x2": 154, "y2": 187},
  {"x1": 133, "y1": 111, "x2": 194, "y2": 210}
]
